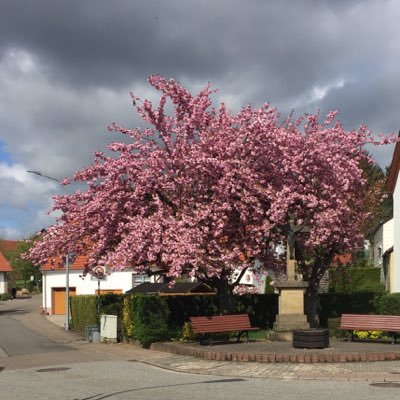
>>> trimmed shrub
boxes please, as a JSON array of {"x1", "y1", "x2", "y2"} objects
[
  {"x1": 164, "y1": 293, "x2": 278, "y2": 331},
  {"x1": 329, "y1": 267, "x2": 385, "y2": 294},
  {"x1": 121, "y1": 294, "x2": 137, "y2": 340},
  {"x1": 319, "y1": 292, "x2": 379, "y2": 327},
  {"x1": 1, "y1": 292, "x2": 11, "y2": 301},
  {"x1": 374, "y1": 293, "x2": 400, "y2": 315},
  {"x1": 132, "y1": 295, "x2": 170, "y2": 347},
  {"x1": 99, "y1": 293, "x2": 124, "y2": 316},
  {"x1": 235, "y1": 294, "x2": 278, "y2": 329},
  {"x1": 164, "y1": 295, "x2": 218, "y2": 329},
  {"x1": 70, "y1": 295, "x2": 98, "y2": 332}
]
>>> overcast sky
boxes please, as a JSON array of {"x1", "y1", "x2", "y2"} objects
[{"x1": 1, "y1": 0, "x2": 399, "y2": 239}]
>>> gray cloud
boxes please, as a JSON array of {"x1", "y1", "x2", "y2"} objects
[{"x1": 0, "y1": 0, "x2": 399, "y2": 238}]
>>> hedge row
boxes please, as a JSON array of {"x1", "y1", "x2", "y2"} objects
[
  {"x1": 70, "y1": 293, "x2": 169, "y2": 346},
  {"x1": 70, "y1": 291, "x2": 400, "y2": 344}
]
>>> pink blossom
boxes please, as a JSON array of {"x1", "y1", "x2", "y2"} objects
[{"x1": 27, "y1": 76, "x2": 396, "y2": 291}]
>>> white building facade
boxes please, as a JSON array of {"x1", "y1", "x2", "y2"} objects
[
  {"x1": 387, "y1": 138, "x2": 400, "y2": 293},
  {"x1": 373, "y1": 218, "x2": 394, "y2": 291},
  {"x1": 42, "y1": 267, "x2": 159, "y2": 315}
]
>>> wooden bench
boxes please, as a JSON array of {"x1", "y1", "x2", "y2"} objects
[
  {"x1": 340, "y1": 314, "x2": 400, "y2": 343},
  {"x1": 189, "y1": 314, "x2": 260, "y2": 345}
]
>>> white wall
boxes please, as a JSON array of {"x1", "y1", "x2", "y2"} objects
[
  {"x1": 393, "y1": 182, "x2": 400, "y2": 292},
  {"x1": 373, "y1": 218, "x2": 394, "y2": 269},
  {"x1": 0, "y1": 273, "x2": 7, "y2": 294},
  {"x1": 42, "y1": 269, "x2": 158, "y2": 314}
]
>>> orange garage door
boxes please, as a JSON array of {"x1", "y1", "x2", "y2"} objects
[{"x1": 52, "y1": 287, "x2": 76, "y2": 315}]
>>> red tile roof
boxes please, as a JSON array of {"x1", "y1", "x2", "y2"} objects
[
  {"x1": 41, "y1": 255, "x2": 89, "y2": 271},
  {"x1": 0, "y1": 240, "x2": 18, "y2": 253},
  {"x1": 333, "y1": 253, "x2": 352, "y2": 265},
  {"x1": 0, "y1": 251, "x2": 12, "y2": 272}
]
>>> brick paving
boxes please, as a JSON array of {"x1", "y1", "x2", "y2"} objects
[{"x1": 150, "y1": 338, "x2": 400, "y2": 363}]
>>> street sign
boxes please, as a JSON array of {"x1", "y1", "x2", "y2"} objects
[{"x1": 91, "y1": 266, "x2": 107, "y2": 280}]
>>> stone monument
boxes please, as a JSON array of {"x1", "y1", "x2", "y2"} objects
[{"x1": 272, "y1": 213, "x2": 310, "y2": 341}]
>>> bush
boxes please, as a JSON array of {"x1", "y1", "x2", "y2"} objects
[
  {"x1": 164, "y1": 295, "x2": 218, "y2": 329},
  {"x1": 354, "y1": 330, "x2": 388, "y2": 340},
  {"x1": 329, "y1": 267, "x2": 385, "y2": 294},
  {"x1": 164, "y1": 294, "x2": 278, "y2": 331},
  {"x1": 374, "y1": 293, "x2": 400, "y2": 315},
  {"x1": 99, "y1": 293, "x2": 124, "y2": 316},
  {"x1": 121, "y1": 294, "x2": 137, "y2": 340},
  {"x1": 235, "y1": 294, "x2": 278, "y2": 329},
  {"x1": 319, "y1": 292, "x2": 379, "y2": 327},
  {"x1": 1, "y1": 292, "x2": 11, "y2": 301},
  {"x1": 132, "y1": 295, "x2": 170, "y2": 347},
  {"x1": 327, "y1": 317, "x2": 348, "y2": 338},
  {"x1": 180, "y1": 322, "x2": 196, "y2": 341},
  {"x1": 70, "y1": 295, "x2": 98, "y2": 332}
]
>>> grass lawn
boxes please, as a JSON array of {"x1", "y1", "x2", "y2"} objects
[{"x1": 248, "y1": 329, "x2": 268, "y2": 341}]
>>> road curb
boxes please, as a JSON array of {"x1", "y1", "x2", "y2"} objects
[{"x1": 150, "y1": 342, "x2": 400, "y2": 363}]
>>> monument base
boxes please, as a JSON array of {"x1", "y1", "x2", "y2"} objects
[
  {"x1": 271, "y1": 280, "x2": 310, "y2": 341},
  {"x1": 269, "y1": 314, "x2": 310, "y2": 341}
]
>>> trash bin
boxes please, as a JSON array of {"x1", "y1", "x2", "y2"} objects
[{"x1": 85, "y1": 325, "x2": 100, "y2": 343}]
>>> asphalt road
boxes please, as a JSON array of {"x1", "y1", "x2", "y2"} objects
[
  {"x1": 0, "y1": 312, "x2": 70, "y2": 357},
  {"x1": 1, "y1": 360, "x2": 400, "y2": 400},
  {"x1": 0, "y1": 296, "x2": 71, "y2": 357}
]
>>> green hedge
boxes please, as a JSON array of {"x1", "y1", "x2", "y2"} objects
[
  {"x1": 235, "y1": 294, "x2": 278, "y2": 329},
  {"x1": 70, "y1": 294, "x2": 125, "y2": 332},
  {"x1": 70, "y1": 295, "x2": 98, "y2": 331},
  {"x1": 329, "y1": 267, "x2": 385, "y2": 293},
  {"x1": 374, "y1": 293, "x2": 400, "y2": 315},
  {"x1": 163, "y1": 294, "x2": 278, "y2": 330},
  {"x1": 1, "y1": 292, "x2": 11, "y2": 301},
  {"x1": 70, "y1": 290, "x2": 393, "y2": 337},
  {"x1": 164, "y1": 295, "x2": 218, "y2": 329},
  {"x1": 131, "y1": 295, "x2": 170, "y2": 347},
  {"x1": 319, "y1": 292, "x2": 379, "y2": 327}
]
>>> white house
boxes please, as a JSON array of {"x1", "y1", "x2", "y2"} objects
[
  {"x1": 0, "y1": 240, "x2": 16, "y2": 295},
  {"x1": 386, "y1": 136, "x2": 400, "y2": 293},
  {"x1": 41, "y1": 256, "x2": 162, "y2": 314},
  {"x1": 0, "y1": 250, "x2": 12, "y2": 294},
  {"x1": 373, "y1": 218, "x2": 394, "y2": 291}
]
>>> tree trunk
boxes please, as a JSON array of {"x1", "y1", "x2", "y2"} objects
[
  {"x1": 298, "y1": 247, "x2": 335, "y2": 328},
  {"x1": 216, "y1": 278, "x2": 236, "y2": 315},
  {"x1": 304, "y1": 283, "x2": 321, "y2": 328}
]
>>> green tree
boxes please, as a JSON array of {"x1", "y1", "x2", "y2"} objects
[
  {"x1": 359, "y1": 157, "x2": 393, "y2": 240},
  {"x1": 5, "y1": 239, "x2": 41, "y2": 289}
]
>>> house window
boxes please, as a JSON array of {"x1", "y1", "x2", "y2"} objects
[
  {"x1": 132, "y1": 274, "x2": 151, "y2": 287},
  {"x1": 378, "y1": 246, "x2": 382, "y2": 263}
]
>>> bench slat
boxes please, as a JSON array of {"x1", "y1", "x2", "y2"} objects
[
  {"x1": 340, "y1": 314, "x2": 400, "y2": 333},
  {"x1": 189, "y1": 314, "x2": 259, "y2": 337}
]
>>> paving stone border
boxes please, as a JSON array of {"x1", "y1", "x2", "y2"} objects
[{"x1": 150, "y1": 342, "x2": 400, "y2": 363}]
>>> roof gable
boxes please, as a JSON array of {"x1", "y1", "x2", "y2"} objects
[
  {"x1": 126, "y1": 282, "x2": 215, "y2": 295},
  {"x1": 0, "y1": 240, "x2": 18, "y2": 253},
  {"x1": 0, "y1": 251, "x2": 12, "y2": 272},
  {"x1": 386, "y1": 132, "x2": 400, "y2": 193},
  {"x1": 41, "y1": 255, "x2": 89, "y2": 271}
]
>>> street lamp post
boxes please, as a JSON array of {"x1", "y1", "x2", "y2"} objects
[
  {"x1": 28, "y1": 169, "x2": 71, "y2": 331},
  {"x1": 65, "y1": 253, "x2": 70, "y2": 331}
]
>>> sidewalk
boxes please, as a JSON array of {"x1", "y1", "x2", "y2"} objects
[{"x1": 9, "y1": 296, "x2": 400, "y2": 382}]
